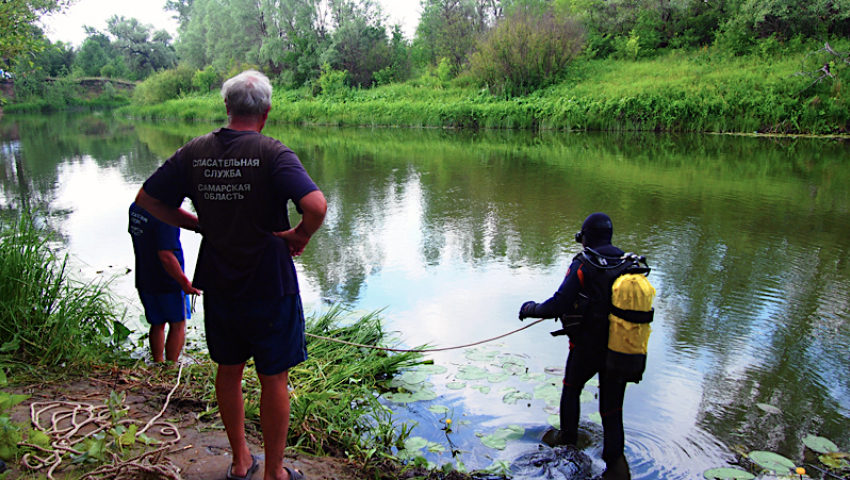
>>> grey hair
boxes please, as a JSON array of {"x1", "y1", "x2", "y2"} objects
[{"x1": 220, "y1": 70, "x2": 272, "y2": 117}]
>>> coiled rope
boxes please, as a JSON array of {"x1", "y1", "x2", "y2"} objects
[{"x1": 20, "y1": 363, "x2": 186, "y2": 480}]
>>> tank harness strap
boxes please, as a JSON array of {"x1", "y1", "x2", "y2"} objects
[{"x1": 610, "y1": 306, "x2": 654, "y2": 324}]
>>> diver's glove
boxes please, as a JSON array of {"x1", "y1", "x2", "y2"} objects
[{"x1": 518, "y1": 301, "x2": 537, "y2": 321}]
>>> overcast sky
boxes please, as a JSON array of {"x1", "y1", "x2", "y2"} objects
[{"x1": 41, "y1": 0, "x2": 421, "y2": 47}]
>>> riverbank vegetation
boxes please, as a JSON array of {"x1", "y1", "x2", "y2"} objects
[{"x1": 3, "y1": 0, "x2": 850, "y2": 133}]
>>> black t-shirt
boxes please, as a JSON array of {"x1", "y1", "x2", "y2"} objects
[{"x1": 143, "y1": 128, "x2": 318, "y2": 299}]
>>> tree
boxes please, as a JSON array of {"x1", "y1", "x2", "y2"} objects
[
  {"x1": 104, "y1": 16, "x2": 177, "y2": 79},
  {"x1": 469, "y1": 8, "x2": 584, "y2": 96},
  {"x1": 75, "y1": 34, "x2": 112, "y2": 77},
  {"x1": 414, "y1": 0, "x2": 482, "y2": 72},
  {"x1": 0, "y1": 0, "x2": 73, "y2": 65}
]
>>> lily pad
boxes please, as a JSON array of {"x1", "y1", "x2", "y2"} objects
[
  {"x1": 417, "y1": 365, "x2": 448, "y2": 375},
  {"x1": 748, "y1": 451, "x2": 795, "y2": 473},
  {"x1": 383, "y1": 392, "x2": 416, "y2": 403},
  {"x1": 457, "y1": 365, "x2": 490, "y2": 381},
  {"x1": 802, "y1": 434, "x2": 839, "y2": 454},
  {"x1": 544, "y1": 366, "x2": 565, "y2": 376},
  {"x1": 547, "y1": 415, "x2": 560, "y2": 429},
  {"x1": 428, "y1": 405, "x2": 450, "y2": 414},
  {"x1": 544, "y1": 406, "x2": 559, "y2": 415},
  {"x1": 580, "y1": 390, "x2": 594, "y2": 403},
  {"x1": 400, "y1": 371, "x2": 428, "y2": 385},
  {"x1": 703, "y1": 468, "x2": 756, "y2": 479},
  {"x1": 533, "y1": 383, "x2": 561, "y2": 406},
  {"x1": 756, "y1": 403, "x2": 782, "y2": 415},
  {"x1": 428, "y1": 443, "x2": 446, "y2": 453},
  {"x1": 470, "y1": 385, "x2": 491, "y2": 395},
  {"x1": 412, "y1": 389, "x2": 438, "y2": 401},
  {"x1": 819, "y1": 454, "x2": 850, "y2": 469},
  {"x1": 466, "y1": 350, "x2": 499, "y2": 362},
  {"x1": 503, "y1": 391, "x2": 532, "y2": 405},
  {"x1": 586, "y1": 377, "x2": 599, "y2": 388},
  {"x1": 447, "y1": 382, "x2": 466, "y2": 390},
  {"x1": 488, "y1": 373, "x2": 510, "y2": 383},
  {"x1": 480, "y1": 425, "x2": 525, "y2": 450},
  {"x1": 519, "y1": 372, "x2": 547, "y2": 383},
  {"x1": 404, "y1": 436, "x2": 429, "y2": 450},
  {"x1": 589, "y1": 412, "x2": 602, "y2": 425}
]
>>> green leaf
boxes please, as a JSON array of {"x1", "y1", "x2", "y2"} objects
[
  {"x1": 818, "y1": 454, "x2": 850, "y2": 469},
  {"x1": 802, "y1": 434, "x2": 838, "y2": 454},
  {"x1": 112, "y1": 321, "x2": 132, "y2": 344},
  {"x1": 547, "y1": 414, "x2": 560, "y2": 429},
  {"x1": 465, "y1": 350, "x2": 499, "y2": 362},
  {"x1": 0, "y1": 370, "x2": 7, "y2": 386},
  {"x1": 417, "y1": 365, "x2": 448, "y2": 375},
  {"x1": 446, "y1": 382, "x2": 466, "y2": 390},
  {"x1": 502, "y1": 390, "x2": 532, "y2": 405},
  {"x1": 404, "y1": 436, "x2": 429, "y2": 450},
  {"x1": 400, "y1": 371, "x2": 428, "y2": 385},
  {"x1": 703, "y1": 467, "x2": 756, "y2": 479},
  {"x1": 488, "y1": 373, "x2": 510, "y2": 383},
  {"x1": 119, "y1": 424, "x2": 137, "y2": 446},
  {"x1": 428, "y1": 405, "x2": 450, "y2": 414},
  {"x1": 748, "y1": 451, "x2": 795, "y2": 473},
  {"x1": 28, "y1": 429, "x2": 51, "y2": 448},
  {"x1": 456, "y1": 365, "x2": 489, "y2": 381}
]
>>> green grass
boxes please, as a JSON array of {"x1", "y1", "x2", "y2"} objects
[
  {"x1": 0, "y1": 211, "x2": 127, "y2": 370},
  {"x1": 115, "y1": 46, "x2": 850, "y2": 134}
]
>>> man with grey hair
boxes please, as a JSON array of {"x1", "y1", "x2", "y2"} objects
[{"x1": 136, "y1": 69, "x2": 325, "y2": 480}]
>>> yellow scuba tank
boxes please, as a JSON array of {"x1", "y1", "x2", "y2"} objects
[{"x1": 606, "y1": 253, "x2": 656, "y2": 383}]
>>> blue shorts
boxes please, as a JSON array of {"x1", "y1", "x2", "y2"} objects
[
  {"x1": 139, "y1": 291, "x2": 190, "y2": 326},
  {"x1": 203, "y1": 294, "x2": 307, "y2": 376}
]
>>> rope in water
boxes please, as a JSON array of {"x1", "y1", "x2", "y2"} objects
[
  {"x1": 306, "y1": 318, "x2": 549, "y2": 352},
  {"x1": 21, "y1": 363, "x2": 186, "y2": 480}
]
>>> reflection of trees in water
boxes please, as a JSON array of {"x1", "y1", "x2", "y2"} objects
[{"x1": 656, "y1": 203, "x2": 850, "y2": 455}]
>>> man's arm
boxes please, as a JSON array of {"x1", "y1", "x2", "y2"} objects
[
  {"x1": 135, "y1": 189, "x2": 200, "y2": 232},
  {"x1": 519, "y1": 261, "x2": 584, "y2": 319},
  {"x1": 274, "y1": 190, "x2": 328, "y2": 257},
  {"x1": 158, "y1": 250, "x2": 201, "y2": 295}
]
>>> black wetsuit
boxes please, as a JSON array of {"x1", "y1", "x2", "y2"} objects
[{"x1": 524, "y1": 243, "x2": 627, "y2": 464}]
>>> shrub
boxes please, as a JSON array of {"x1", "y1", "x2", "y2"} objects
[
  {"x1": 469, "y1": 9, "x2": 585, "y2": 96},
  {"x1": 132, "y1": 65, "x2": 196, "y2": 105},
  {"x1": 193, "y1": 65, "x2": 220, "y2": 93}
]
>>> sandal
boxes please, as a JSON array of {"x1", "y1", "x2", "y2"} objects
[
  {"x1": 284, "y1": 466, "x2": 306, "y2": 480},
  {"x1": 226, "y1": 454, "x2": 260, "y2": 480}
]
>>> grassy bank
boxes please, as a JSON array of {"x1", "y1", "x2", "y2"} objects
[{"x1": 116, "y1": 47, "x2": 850, "y2": 134}]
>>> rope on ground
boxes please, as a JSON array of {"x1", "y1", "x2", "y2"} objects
[
  {"x1": 20, "y1": 363, "x2": 186, "y2": 480},
  {"x1": 306, "y1": 318, "x2": 549, "y2": 352}
]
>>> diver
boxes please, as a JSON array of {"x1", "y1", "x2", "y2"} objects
[{"x1": 518, "y1": 212, "x2": 633, "y2": 479}]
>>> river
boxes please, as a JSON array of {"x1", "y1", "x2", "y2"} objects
[{"x1": 1, "y1": 112, "x2": 848, "y2": 479}]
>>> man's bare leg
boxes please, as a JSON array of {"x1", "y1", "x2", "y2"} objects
[
  {"x1": 164, "y1": 320, "x2": 186, "y2": 362},
  {"x1": 258, "y1": 370, "x2": 291, "y2": 480},
  {"x1": 216, "y1": 363, "x2": 253, "y2": 477},
  {"x1": 149, "y1": 324, "x2": 166, "y2": 363}
]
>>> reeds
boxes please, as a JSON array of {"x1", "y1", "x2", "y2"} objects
[{"x1": 0, "y1": 211, "x2": 122, "y2": 369}]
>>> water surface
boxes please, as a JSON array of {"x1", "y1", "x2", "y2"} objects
[{"x1": 1, "y1": 113, "x2": 848, "y2": 478}]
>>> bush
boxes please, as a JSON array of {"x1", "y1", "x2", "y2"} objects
[
  {"x1": 469, "y1": 10, "x2": 585, "y2": 96},
  {"x1": 193, "y1": 65, "x2": 220, "y2": 93},
  {"x1": 132, "y1": 65, "x2": 196, "y2": 105}
]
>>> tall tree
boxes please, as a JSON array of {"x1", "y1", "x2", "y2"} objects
[
  {"x1": 1, "y1": 0, "x2": 74, "y2": 66},
  {"x1": 414, "y1": 0, "x2": 483, "y2": 71},
  {"x1": 103, "y1": 16, "x2": 177, "y2": 79}
]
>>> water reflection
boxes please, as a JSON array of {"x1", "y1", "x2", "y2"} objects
[{"x1": 1, "y1": 113, "x2": 849, "y2": 478}]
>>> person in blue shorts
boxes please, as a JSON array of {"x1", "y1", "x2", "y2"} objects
[
  {"x1": 129, "y1": 202, "x2": 201, "y2": 363},
  {"x1": 135, "y1": 70, "x2": 326, "y2": 480}
]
